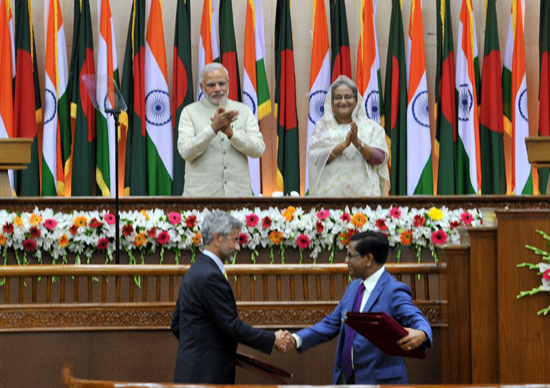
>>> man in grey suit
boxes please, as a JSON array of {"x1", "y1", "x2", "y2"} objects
[{"x1": 171, "y1": 211, "x2": 290, "y2": 383}]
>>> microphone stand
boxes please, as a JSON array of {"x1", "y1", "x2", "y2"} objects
[{"x1": 105, "y1": 108, "x2": 121, "y2": 264}]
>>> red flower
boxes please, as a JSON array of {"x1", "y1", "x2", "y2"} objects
[
  {"x1": 431, "y1": 230, "x2": 448, "y2": 245},
  {"x1": 89, "y1": 218, "x2": 102, "y2": 229},
  {"x1": 97, "y1": 237, "x2": 109, "y2": 250},
  {"x1": 543, "y1": 269, "x2": 550, "y2": 282},
  {"x1": 316, "y1": 221, "x2": 324, "y2": 233},
  {"x1": 262, "y1": 216, "x2": 272, "y2": 229},
  {"x1": 168, "y1": 212, "x2": 181, "y2": 225},
  {"x1": 460, "y1": 212, "x2": 473, "y2": 225},
  {"x1": 29, "y1": 226, "x2": 41, "y2": 239},
  {"x1": 122, "y1": 224, "x2": 134, "y2": 237},
  {"x1": 147, "y1": 227, "x2": 157, "y2": 239},
  {"x1": 104, "y1": 213, "x2": 116, "y2": 225},
  {"x1": 69, "y1": 225, "x2": 78, "y2": 236},
  {"x1": 157, "y1": 231, "x2": 170, "y2": 245},
  {"x1": 317, "y1": 209, "x2": 331, "y2": 220},
  {"x1": 2, "y1": 223, "x2": 14, "y2": 235},
  {"x1": 376, "y1": 219, "x2": 388, "y2": 231},
  {"x1": 245, "y1": 214, "x2": 259, "y2": 228},
  {"x1": 340, "y1": 213, "x2": 351, "y2": 223},
  {"x1": 413, "y1": 215, "x2": 426, "y2": 227},
  {"x1": 23, "y1": 238, "x2": 37, "y2": 251},
  {"x1": 347, "y1": 228, "x2": 359, "y2": 239},
  {"x1": 389, "y1": 207, "x2": 401, "y2": 219},
  {"x1": 239, "y1": 233, "x2": 249, "y2": 246},
  {"x1": 44, "y1": 219, "x2": 57, "y2": 230},
  {"x1": 450, "y1": 221, "x2": 461, "y2": 229},
  {"x1": 296, "y1": 234, "x2": 311, "y2": 249},
  {"x1": 185, "y1": 215, "x2": 197, "y2": 228}
]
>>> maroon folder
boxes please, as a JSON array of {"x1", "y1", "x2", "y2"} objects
[
  {"x1": 235, "y1": 352, "x2": 293, "y2": 384},
  {"x1": 344, "y1": 312, "x2": 427, "y2": 360}
]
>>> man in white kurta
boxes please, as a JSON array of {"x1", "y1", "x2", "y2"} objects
[{"x1": 177, "y1": 64, "x2": 265, "y2": 197}]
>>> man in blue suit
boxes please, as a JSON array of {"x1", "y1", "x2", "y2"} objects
[{"x1": 288, "y1": 231, "x2": 432, "y2": 384}]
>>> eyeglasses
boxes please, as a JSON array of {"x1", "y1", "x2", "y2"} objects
[{"x1": 346, "y1": 251, "x2": 362, "y2": 259}]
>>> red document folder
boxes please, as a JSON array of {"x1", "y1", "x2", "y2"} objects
[
  {"x1": 236, "y1": 352, "x2": 293, "y2": 384},
  {"x1": 344, "y1": 312, "x2": 427, "y2": 360}
]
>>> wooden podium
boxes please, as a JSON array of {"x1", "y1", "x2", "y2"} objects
[
  {"x1": 0, "y1": 138, "x2": 33, "y2": 197},
  {"x1": 525, "y1": 137, "x2": 550, "y2": 193}
]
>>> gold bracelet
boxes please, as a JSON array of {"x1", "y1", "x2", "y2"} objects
[{"x1": 330, "y1": 151, "x2": 337, "y2": 158}]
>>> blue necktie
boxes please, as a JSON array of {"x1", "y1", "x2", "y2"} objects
[{"x1": 342, "y1": 282, "x2": 366, "y2": 380}]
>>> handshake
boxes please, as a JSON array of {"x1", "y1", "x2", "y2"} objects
[{"x1": 274, "y1": 330, "x2": 297, "y2": 353}]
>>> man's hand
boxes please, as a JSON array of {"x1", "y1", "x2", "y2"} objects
[
  {"x1": 211, "y1": 103, "x2": 239, "y2": 135},
  {"x1": 396, "y1": 328, "x2": 427, "y2": 351},
  {"x1": 274, "y1": 330, "x2": 295, "y2": 353}
]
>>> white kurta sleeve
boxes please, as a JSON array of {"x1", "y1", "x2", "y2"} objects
[
  {"x1": 177, "y1": 108, "x2": 217, "y2": 162},
  {"x1": 228, "y1": 111, "x2": 265, "y2": 158}
]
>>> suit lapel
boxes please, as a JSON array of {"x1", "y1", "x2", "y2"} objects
[{"x1": 363, "y1": 269, "x2": 389, "y2": 312}]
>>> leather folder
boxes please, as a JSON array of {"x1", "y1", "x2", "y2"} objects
[
  {"x1": 236, "y1": 352, "x2": 293, "y2": 384},
  {"x1": 344, "y1": 312, "x2": 427, "y2": 360}
]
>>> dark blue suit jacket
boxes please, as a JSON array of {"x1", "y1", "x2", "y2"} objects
[
  {"x1": 171, "y1": 255, "x2": 275, "y2": 383},
  {"x1": 296, "y1": 269, "x2": 433, "y2": 384}
]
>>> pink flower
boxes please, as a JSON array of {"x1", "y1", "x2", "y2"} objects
[
  {"x1": 340, "y1": 213, "x2": 351, "y2": 223},
  {"x1": 97, "y1": 237, "x2": 109, "y2": 250},
  {"x1": 23, "y1": 238, "x2": 37, "y2": 251},
  {"x1": 262, "y1": 216, "x2": 272, "y2": 229},
  {"x1": 104, "y1": 213, "x2": 116, "y2": 225},
  {"x1": 413, "y1": 215, "x2": 426, "y2": 227},
  {"x1": 317, "y1": 210, "x2": 331, "y2": 220},
  {"x1": 389, "y1": 207, "x2": 401, "y2": 219},
  {"x1": 296, "y1": 234, "x2": 310, "y2": 249},
  {"x1": 376, "y1": 219, "x2": 388, "y2": 231},
  {"x1": 460, "y1": 212, "x2": 473, "y2": 225},
  {"x1": 431, "y1": 230, "x2": 448, "y2": 245},
  {"x1": 44, "y1": 219, "x2": 57, "y2": 230},
  {"x1": 245, "y1": 214, "x2": 259, "y2": 228},
  {"x1": 543, "y1": 269, "x2": 550, "y2": 282},
  {"x1": 316, "y1": 221, "x2": 324, "y2": 233},
  {"x1": 168, "y1": 212, "x2": 181, "y2": 225},
  {"x1": 185, "y1": 215, "x2": 197, "y2": 228},
  {"x1": 157, "y1": 231, "x2": 170, "y2": 245},
  {"x1": 239, "y1": 233, "x2": 249, "y2": 246}
]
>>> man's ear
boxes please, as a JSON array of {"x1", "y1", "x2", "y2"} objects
[
  {"x1": 364, "y1": 253, "x2": 374, "y2": 267},
  {"x1": 213, "y1": 232, "x2": 223, "y2": 247}
]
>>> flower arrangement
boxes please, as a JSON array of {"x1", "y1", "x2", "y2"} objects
[
  {"x1": 0, "y1": 205, "x2": 482, "y2": 265},
  {"x1": 517, "y1": 230, "x2": 550, "y2": 315}
]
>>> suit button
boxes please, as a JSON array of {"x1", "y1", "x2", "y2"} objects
[
  {"x1": 224, "y1": 166, "x2": 227, "y2": 170},
  {"x1": 223, "y1": 152, "x2": 226, "y2": 155}
]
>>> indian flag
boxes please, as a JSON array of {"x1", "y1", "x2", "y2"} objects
[
  {"x1": 406, "y1": 0, "x2": 433, "y2": 195},
  {"x1": 43, "y1": 0, "x2": 70, "y2": 196},
  {"x1": 145, "y1": 0, "x2": 173, "y2": 195},
  {"x1": 0, "y1": 0, "x2": 14, "y2": 193},
  {"x1": 96, "y1": 0, "x2": 120, "y2": 197},
  {"x1": 503, "y1": 0, "x2": 532, "y2": 194},
  {"x1": 356, "y1": 0, "x2": 383, "y2": 126},
  {"x1": 243, "y1": 0, "x2": 270, "y2": 195},
  {"x1": 305, "y1": 0, "x2": 330, "y2": 194},
  {"x1": 196, "y1": 0, "x2": 219, "y2": 101},
  {"x1": 456, "y1": 0, "x2": 481, "y2": 194}
]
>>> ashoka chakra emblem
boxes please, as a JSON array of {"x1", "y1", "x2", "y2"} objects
[
  {"x1": 457, "y1": 84, "x2": 473, "y2": 122},
  {"x1": 365, "y1": 91, "x2": 381, "y2": 123},
  {"x1": 243, "y1": 91, "x2": 257, "y2": 115},
  {"x1": 412, "y1": 91, "x2": 430, "y2": 127},
  {"x1": 145, "y1": 90, "x2": 171, "y2": 126},
  {"x1": 518, "y1": 89, "x2": 528, "y2": 122},
  {"x1": 308, "y1": 90, "x2": 327, "y2": 125},
  {"x1": 44, "y1": 89, "x2": 57, "y2": 124}
]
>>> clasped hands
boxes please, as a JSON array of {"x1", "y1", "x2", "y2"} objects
[
  {"x1": 211, "y1": 103, "x2": 239, "y2": 138},
  {"x1": 344, "y1": 121, "x2": 362, "y2": 149},
  {"x1": 274, "y1": 330, "x2": 296, "y2": 353}
]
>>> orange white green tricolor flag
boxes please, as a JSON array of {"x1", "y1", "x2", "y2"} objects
[
  {"x1": 43, "y1": 0, "x2": 70, "y2": 196},
  {"x1": 243, "y1": 0, "x2": 270, "y2": 195},
  {"x1": 456, "y1": 0, "x2": 481, "y2": 194},
  {"x1": 305, "y1": 0, "x2": 330, "y2": 194},
  {"x1": 145, "y1": 0, "x2": 172, "y2": 195},
  {"x1": 503, "y1": 0, "x2": 532, "y2": 194},
  {"x1": 0, "y1": 0, "x2": 15, "y2": 193},
  {"x1": 356, "y1": 0, "x2": 383, "y2": 125},
  {"x1": 96, "y1": 0, "x2": 121, "y2": 197},
  {"x1": 196, "y1": 0, "x2": 219, "y2": 101},
  {"x1": 406, "y1": 0, "x2": 432, "y2": 195}
]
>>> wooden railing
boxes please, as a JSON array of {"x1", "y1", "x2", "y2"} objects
[{"x1": 0, "y1": 263, "x2": 445, "y2": 331}]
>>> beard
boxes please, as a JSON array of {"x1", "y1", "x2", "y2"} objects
[
  {"x1": 220, "y1": 244, "x2": 236, "y2": 262},
  {"x1": 206, "y1": 91, "x2": 227, "y2": 105}
]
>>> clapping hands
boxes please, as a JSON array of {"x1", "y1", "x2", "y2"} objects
[{"x1": 274, "y1": 330, "x2": 296, "y2": 353}]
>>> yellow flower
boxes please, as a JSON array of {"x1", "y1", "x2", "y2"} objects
[
  {"x1": 140, "y1": 210, "x2": 150, "y2": 220},
  {"x1": 269, "y1": 231, "x2": 284, "y2": 245},
  {"x1": 192, "y1": 232, "x2": 202, "y2": 245},
  {"x1": 59, "y1": 234, "x2": 69, "y2": 248},
  {"x1": 29, "y1": 213, "x2": 43, "y2": 226},
  {"x1": 428, "y1": 207, "x2": 443, "y2": 221},
  {"x1": 134, "y1": 233, "x2": 147, "y2": 247},
  {"x1": 0, "y1": 233, "x2": 6, "y2": 246},
  {"x1": 13, "y1": 216, "x2": 23, "y2": 227},
  {"x1": 351, "y1": 213, "x2": 367, "y2": 228},
  {"x1": 74, "y1": 216, "x2": 87, "y2": 227},
  {"x1": 283, "y1": 206, "x2": 296, "y2": 221}
]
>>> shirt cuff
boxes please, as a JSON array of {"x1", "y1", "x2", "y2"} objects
[{"x1": 292, "y1": 333, "x2": 302, "y2": 349}]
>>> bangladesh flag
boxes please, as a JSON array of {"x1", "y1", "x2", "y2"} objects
[
  {"x1": 219, "y1": 0, "x2": 241, "y2": 102},
  {"x1": 538, "y1": 0, "x2": 550, "y2": 194},
  {"x1": 329, "y1": 0, "x2": 351, "y2": 82}
]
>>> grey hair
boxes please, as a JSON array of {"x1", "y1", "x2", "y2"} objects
[
  {"x1": 200, "y1": 63, "x2": 229, "y2": 84},
  {"x1": 201, "y1": 211, "x2": 241, "y2": 245},
  {"x1": 330, "y1": 76, "x2": 358, "y2": 103}
]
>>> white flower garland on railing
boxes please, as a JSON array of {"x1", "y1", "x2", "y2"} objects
[
  {"x1": 518, "y1": 229, "x2": 550, "y2": 316},
  {"x1": 0, "y1": 206, "x2": 482, "y2": 265}
]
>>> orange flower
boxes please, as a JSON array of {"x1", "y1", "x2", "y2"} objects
[
  {"x1": 13, "y1": 216, "x2": 23, "y2": 227},
  {"x1": 269, "y1": 231, "x2": 284, "y2": 245},
  {"x1": 74, "y1": 216, "x2": 87, "y2": 227},
  {"x1": 192, "y1": 232, "x2": 202, "y2": 245},
  {"x1": 282, "y1": 206, "x2": 296, "y2": 221},
  {"x1": 58, "y1": 234, "x2": 69, "y2": 248},
  {"x1": 400, "y1": 230, "x2": 413, "y2": 246},
  {"x1": 351, "y1": 213, "x2": 367, "y2": 228},
  {"x1": 339, "y1": 232, "x2": 350, "y2": 246},
  {"x1": 29, "y1": 213, "x2": 43, "y2": 226},
  {"x1": 0, "y1": 233, "x2": 6, "y2": 247},
  {"x1": 140, "y1": 210, "x2": 150, "y2": 220},
  {"x1": 134, "y1": 233, "x2": 147, "y2": 247}
]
